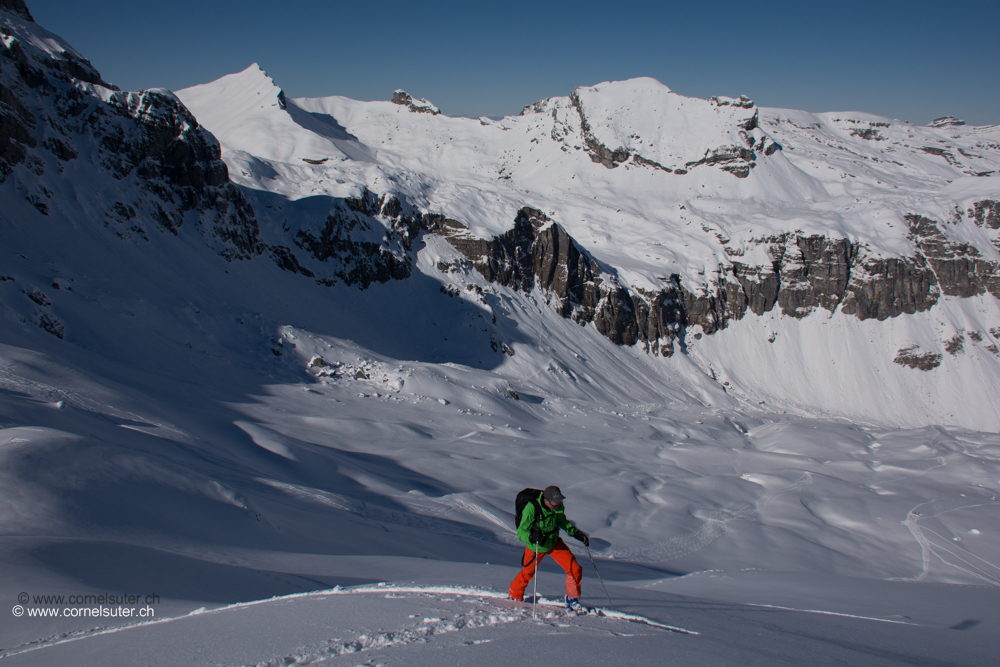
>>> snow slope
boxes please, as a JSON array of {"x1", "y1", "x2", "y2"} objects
[
  {"x1": 175, "y1": 65, "x2": 1000, "y2": 431},
  {"x1": 2, "y1": 2, "x2": 1000, "y2": 664},
  {"x1": 5, "y1": 580, "x2": 997, "y2": 666}
]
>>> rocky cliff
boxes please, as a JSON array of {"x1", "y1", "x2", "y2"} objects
[
  {"x1": 2, "y1": 4, "x2": 432, "y2": 282},
  {"x1": 0, "y1": 0, "x2": 31, "y2": 23},
  {"x1": 0, "y1": 3, "x2": 263, "y2": 260},
  {"x1": 424, "y1": 204, "x2": 1000, "y2": 357},
  {"x1": 6, "y1": 0, "x2": 999, "y2": 369}
]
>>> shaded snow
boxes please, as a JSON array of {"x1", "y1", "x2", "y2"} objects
[{"x1": 2, "y1": 9, "x2": 1000, "y2": 663}]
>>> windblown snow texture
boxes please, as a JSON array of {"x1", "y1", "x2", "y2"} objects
[{"x1": 2, "y1": 1, "x2": 1000, "y2": 665}]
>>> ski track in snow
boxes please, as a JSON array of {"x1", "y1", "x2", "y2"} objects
[
  {"x1": 0, "y1": 585, "x2": 696, "y2": 664},
  {"x1": 254, "y1": 585, "x2": 698, "y2": 666},
  {"x1": 865, "y1": 453, "x2": 1000, "y2": 587},
  {"x1": 741, "y1": 603, "x2": 921, "y2": 626},
  {"x1": 0, "y1": 366, "x2": 110, "y2": 418},
  {"x1": 899, "y1": 500, "x2": 1000, "y2": 586},
  {"x1": 0, "y1": 364, "x2": 191, "y2": 442}
]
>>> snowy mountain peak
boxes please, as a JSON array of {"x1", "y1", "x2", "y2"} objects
[
  {"x1": 391, "y1": 89, "x2": 441, "y2": 115},
  {"x1": 4, "y1": 12, "x2": 1000, "y2": 664},
  {"x1": 178, "y1": 63, "x2": 287, "y2": 116},
  {"x1": 0, "y1": 2, "x2": 111, "y2": 88},
  {"x1": 176, "y1": 64, "x2": 375, "y2": 165},
  {"x1": 566, "y1": 77, "x2": 768, "y2": 175},
  {"x1": 170, "y1": 62, "x2": 1000, "y2": 428},
  {"x1": 0, "y1": 0, "x2": 33, "y2": 22},
  {"x1": 928, "y1": 115, "x2": 966, "y2": 127}
]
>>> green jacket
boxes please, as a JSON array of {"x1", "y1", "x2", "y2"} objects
[{"x1": 517, "y1": 492, "x2": 581, "y2": 553}]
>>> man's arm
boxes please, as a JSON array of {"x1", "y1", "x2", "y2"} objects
[{"x1": 559, "y1": 513, "x2": 589, "y2": 545}]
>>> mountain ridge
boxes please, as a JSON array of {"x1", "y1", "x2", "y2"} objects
[
  {"x1": 3, "y1": 9, "x2": 1000, "y2": 664},
  {"x1": 3, "y1": 0, "x2": 999, "y2": 427}
]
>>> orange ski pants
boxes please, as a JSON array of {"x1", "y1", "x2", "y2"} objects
[{"x1": 508, "y1": 538, "x2": 582, "y2": 600}]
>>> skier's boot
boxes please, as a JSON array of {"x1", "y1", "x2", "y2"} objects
[{"x1": 566, "y1": 596, "x2": 584, "y2": 612}]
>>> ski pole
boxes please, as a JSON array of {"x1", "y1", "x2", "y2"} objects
[
  {"x1": 532, "y1": 541, "x2": 539, "y2": 620},
  {"x1": 586, "y1": 546, "x2": 615, "y2": 612}
]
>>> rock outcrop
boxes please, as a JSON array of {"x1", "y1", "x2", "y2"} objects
[
  {"x1": 432, "y1": 208, "x2": 603, "y2": 319},
  {"x1": 568, "y1": 91, "x2": 630, "y2": 169},
  {"x1": 255, "y1": 187, "x2": 427, "y2": 289},
  {"x1": 969, "y1": 199, "x2": 1000, "y2": 254},
  {"x1": 0, "y1": 0, "x2": 33, "y2": 22},
  {"x1": 928, "y1": 116, "x2": 965, "y2": 128},
  {"x1": 423, "y1": 205, "x2": 1000, "y2": 357},
  {"x1": 289, "y1": 190, "x2": 415, "y2": 288},
  {"x1": 566, "y1": 86, "x2": 773, "y2": 177},
  {"x1": 0, "y1": 4, "x2": 262, "y2": 258},
  {"x1": 391, "y1": 90, "x2": 440, "y2": 115},
  {"x1": 904, "y1": 214, "x2": 1000, "y2": 299}
]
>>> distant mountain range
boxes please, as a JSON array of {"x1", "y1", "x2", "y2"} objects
[{"x1": 3, "y1": 0, "x2": 1000, "y2": 428}]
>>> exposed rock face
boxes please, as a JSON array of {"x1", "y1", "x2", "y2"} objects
[
  {"x1": 970, "y1": 200, "x2": 1000, "y2": 229},
  {"x1": 100, "y1": 90, "x2": 253, "y2": 244},
  {"x1": 423, "y1": 205, "x2": 1000, "y2": 357},
  {"x1": 776, "y1": 235, "x2": 855, "y2": 317},
  {"x1": 707, "y1": 94, "x2": 755, "y2": 110},
  {"x1": 255, "y1": 187, "x2": 423, "y2": 289},
  {"x1": 894, "y1": 345, "x2": 942, "y2": 370},
  {"x1": 0, "y1": 0, "x2": 33, "y2": 22},
  {"x1": 426, "y1": 207, "x2": 685, "y2": 355},
  {"x1": 731, "y1": 262, "x2": 780, "y2": 317},
  {"x1": 294, "y1": 210, "x2": 411, "y2": 288},
  {"x1": 905, "y1": 214, "x2": 1000, "y2": 299},
  {"x1": 839, "y1": 254, "x2": 939, "y2": 321},
  {"x1": 684, "y1": 144, "x2": 756, "y2": 178},
  {"x1": 849, "y1": 127, "x2": 885, "y2": 141},
  {"x1": 290, "y1": 190, "x2": 415, "y2": 288},
  {"x1": 391, "y1": 90, "x2": 440, "y2": 115},
  {"x1": 569, "y1": 91, "x2": 629, "y2": 169},
  {"x1": 0, "y1": 5, "x2": 262, "y2": 258},
  {"x1": 928, "y1": 116, "x2": 965, "y2": 128},
  {"x1": 427, "y1": 207, "x2": 605, "y2": 319}
]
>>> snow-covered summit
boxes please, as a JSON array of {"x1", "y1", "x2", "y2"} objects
[
  {"x1": 3, "y1": 7, "x2": 1000, "y2": 664},
  {"x1": 392, "y1": 89, "x2": 441, "y2": 115},
  {"x1": 175, "y1": 64, "x2": 374, "y2": 165},
  {"x1": 562, "y1": 78, "x2": 771, "y2": 176},
  {"x1": 929, "y1": 115, "x2": 966, "y2": 127},
  {"x1": 173, "y1": 67, "x2": 1000, "y2": 431}
]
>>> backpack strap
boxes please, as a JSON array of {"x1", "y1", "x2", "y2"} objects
[{"x1": 521, "y1": 498, "x2": 543, "y2": 567}]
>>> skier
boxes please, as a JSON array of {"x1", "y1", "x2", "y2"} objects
[{"x1": 508, "y1": 485, "x2": 589, "y2": 610}]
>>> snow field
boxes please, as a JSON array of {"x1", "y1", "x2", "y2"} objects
[
  {"x1": 3, "y1": 573, "x2": 995, "y2": 666},
  {"x1": 2, "y1": 11, "x2": 1000, "y2": 661}
]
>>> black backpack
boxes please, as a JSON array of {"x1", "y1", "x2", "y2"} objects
[{"x1": 515, "y1": 488, "x2": 543, "y2": 529}]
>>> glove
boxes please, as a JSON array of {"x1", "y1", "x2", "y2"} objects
[
  {"x1": 529, "y1": 528, "x2": 543, "y2": 545},
  {"x1": 574, "y1": 531, "x2": 589, "y2": 547}
]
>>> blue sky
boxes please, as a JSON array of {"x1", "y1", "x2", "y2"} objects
[{"x1": 27, "y1": 0, "x2": 1000, "y2": 124}]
